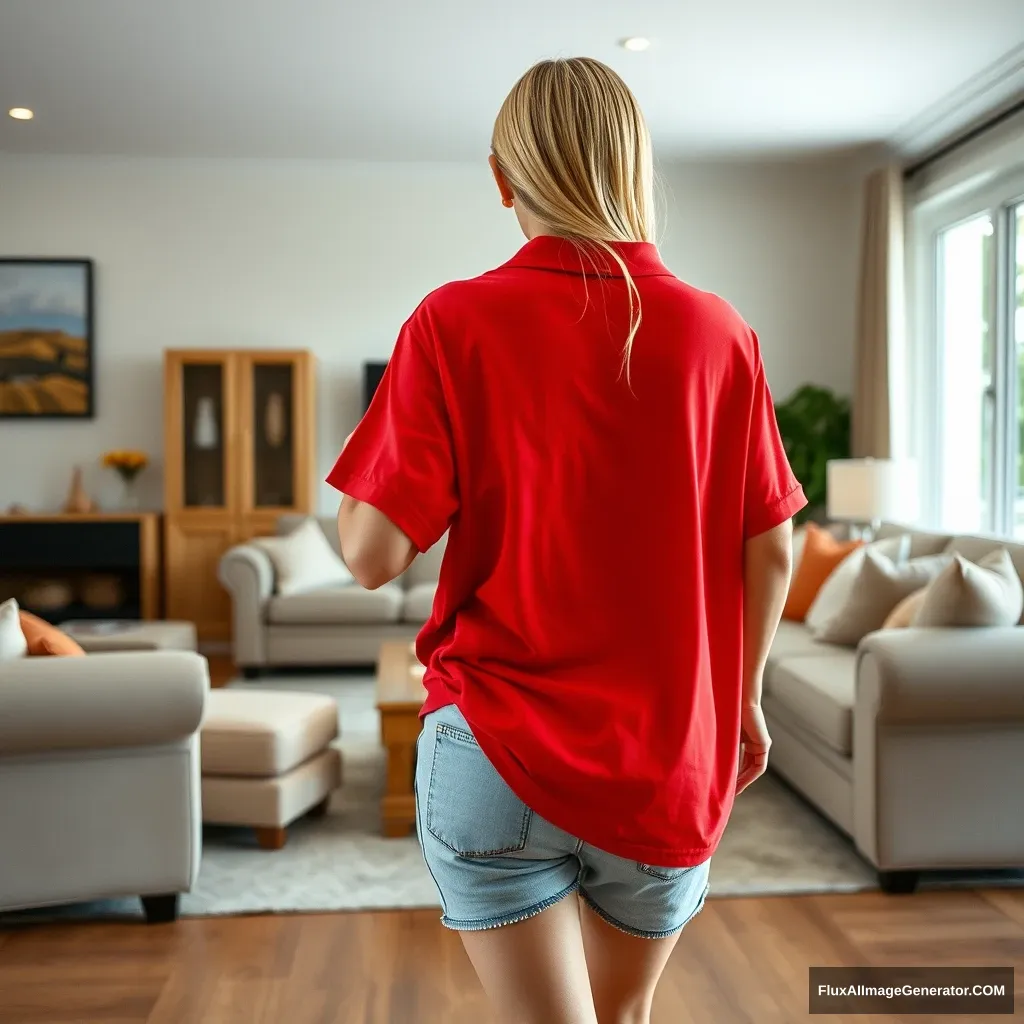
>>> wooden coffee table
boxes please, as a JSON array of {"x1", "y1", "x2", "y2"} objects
[{"x1": 376, "y1": 640, "x2": 427, "y2": 837}]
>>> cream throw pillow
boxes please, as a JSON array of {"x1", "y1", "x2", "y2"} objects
[
  {"x1": 0, "y1": 598, "x2": 28, "y2": 661},
  {"x1": 254, "y1": 517, "x2": 354, "y2": 596},
  {"x1": 882, "y1": 588, "x2": 927, "y2": 629},
  {"x1": 913, "y1": 548, "x2": 1024, "y2": 628},
  {"x1": 805, "y1": 534, "x2": 909, "y2": 636},
  {"x1": 812, "y1": 551, "x2": 952, "y2": 645}
]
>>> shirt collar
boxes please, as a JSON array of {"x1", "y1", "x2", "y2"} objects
[{"x1": 500, "y1": 235, "x2": 671, "y2": 279}]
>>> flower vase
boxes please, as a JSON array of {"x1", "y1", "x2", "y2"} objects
[{"x1": 118, "y1": 474, "x2": 140, "y2": 511}]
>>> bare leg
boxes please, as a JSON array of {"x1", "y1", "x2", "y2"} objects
[
  {"x1": 459, "y1": 893, "x2": 599, "y2": 1024},
  {"x1": 579, "y1": 899, "x2": 682, "y2": 1024}
]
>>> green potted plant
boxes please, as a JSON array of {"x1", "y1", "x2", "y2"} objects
[{"x1": 773, "y1": 385, "x2": 851, "y2": 523}]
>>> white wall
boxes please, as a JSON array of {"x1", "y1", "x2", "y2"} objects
[
  {"x1": 0, "y1": 155, "x2": 861, "y2": 514},
  {"x1": 659, "y1": 160, "x2": 862, "y2": 398}
]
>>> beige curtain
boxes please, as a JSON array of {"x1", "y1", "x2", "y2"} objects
[{"x1": 852, "y1": 165, "x2": 905, "y2": 459}]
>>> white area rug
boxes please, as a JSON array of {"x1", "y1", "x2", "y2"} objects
[
  {"x1": 4, "y1": 673, "x2": 1019, "y2": 924},
  {"x1": 182, "y1": 673, "x2": 880, "y2": 917}
]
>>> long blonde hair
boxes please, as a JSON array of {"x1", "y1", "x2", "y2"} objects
[{"x1": 491, "y1": 57, "x2": 655, "y2": 380}]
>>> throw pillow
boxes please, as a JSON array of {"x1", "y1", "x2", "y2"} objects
[
  {"x1": 18, "y1": 610, "x2": 86, "y2": 656},
  {"x1": 812, "y1": 551, "x2": 952, "y2": 645},
  {"x1": 254, "y1": 517, "x2": 354, "y2": 596},
  {"x1": 913, "y1": 548, "x2": 1024, "y2": 628},
  {"x1": 782, "y1": 524, "x2": 863, "y2": 622},
  {"x1": 805, "y1": 534, "x2": 910, "y2": 635},
  {"x1": 0, "y1": 598, "x2": 28, "y2": 661},
  {"x1": 882, "y1": 588, "x2": 927, "y2": 629}
]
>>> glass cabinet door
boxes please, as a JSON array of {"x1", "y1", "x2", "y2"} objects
[
  {"x1": 249, "y1": 361, "x2": 296, "y2": 509},
  {"x1": 181, "y1": 362, "x2": 228, "y2": 508}
]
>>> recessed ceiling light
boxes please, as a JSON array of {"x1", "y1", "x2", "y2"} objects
[
  {"x1": 8, "y1": 107, "x2": 34, "y2": 120},
  {"x1": 621, "y1": 37, "x2": 651, "y2": 52}
]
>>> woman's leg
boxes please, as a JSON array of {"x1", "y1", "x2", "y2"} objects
[
  {"x1": 578, "y1": 900, "x2": 680, "y2": 1024},
  {"x1": 459, "y1": 893, "x2": 599, "y2": 1024}
]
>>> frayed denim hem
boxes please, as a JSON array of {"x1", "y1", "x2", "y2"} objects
[
  {"x1": 440, "y1": 879, "x2": 581, "y2": 932},
  {"x1": 577, "y1": 883, "x2": 710, "y2": 940}
]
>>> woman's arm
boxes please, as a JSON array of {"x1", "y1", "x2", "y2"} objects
[
  {"x1": 337, "y1": 496, "x2": 418, "y2": 590},
  {"x1": 334, "y1": 431, "x2": 418, "y2": 589}
]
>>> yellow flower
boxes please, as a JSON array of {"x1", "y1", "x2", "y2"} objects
[{"x1": 101, "y1": 449, "x2": 149, "y2": 480}]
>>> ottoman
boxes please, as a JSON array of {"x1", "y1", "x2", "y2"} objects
[{"x1": 200, "y1": 690, "x2": 342, "y2": 849}]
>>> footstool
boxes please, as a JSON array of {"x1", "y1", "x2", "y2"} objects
[{"x1": 200, "y1": 690, "x2": 342, "y2": 850}]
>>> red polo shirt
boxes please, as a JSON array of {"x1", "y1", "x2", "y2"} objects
[{"x1": 327, "y1": 236, "x2": 805, "y2": 867}]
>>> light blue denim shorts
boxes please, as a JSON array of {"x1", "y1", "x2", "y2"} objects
[{"x1": 414, "y1": 703, "x2": 711, "y2": 937}]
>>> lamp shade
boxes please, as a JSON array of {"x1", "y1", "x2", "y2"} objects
[{"x1": 826, "y1": 458, "x2": 918, "y2": 524}]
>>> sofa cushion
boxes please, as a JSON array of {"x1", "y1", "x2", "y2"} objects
[
  {"x1": 783, "y1": 524, "x2": 863, "y2": 622},
  {"x1": 402, "y1": 582, "x2": 436, "y2": 624},
  {"x1": 277, "y1": 513, "x2": 342, "y2": 556},
  {"x1": 18, "y1": 610, "x2": 86, "y2": 657},
  {"x1": 0, "y1": 598, "x2": 27, "y2": 662},
  {"x1": 255, "y1": 516, "x2": 353, "y2": 595},
  {"x1": 875, "y1": 524, "x2": 952, "y2": 558},
  {"x1": 769, "y1": 654, "x2": 856, "y2": 755},
  {"x1": 267, "y1": 583, "x2": 402, "y2": 625},
  {"x1": 811, "y1": 550, "x2": 951, "y2": 646},
  {"x1": 944, "y1": 537, "x2": 1024, "y2": 624},
  {"x1": 882, "y1": 588, "x2": 927, "y2": 629},
  {"x1": 201, "y1": 689, "x2": 339, "y2": 777},
  {"x1": 915, "y1": 549, "x2": 1024, "y2": 628},
  {"x1": 805, "y1": 534, "x2": 909, "y2": 637}
]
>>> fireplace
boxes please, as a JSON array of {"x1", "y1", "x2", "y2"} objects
[{"x1": 0, "y1": 513, "x2": 161, "y2": 624}]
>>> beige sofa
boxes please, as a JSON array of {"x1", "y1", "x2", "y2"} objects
[
  {"x1": 219, "y1": 514, "x2": 443, "y2": 675},
  {"x1": 765, "y1": 523, "x2": 1024, "y2": 892},
  {"x1": 0, "y1": 651, "x2": 208, "y2": 922}
]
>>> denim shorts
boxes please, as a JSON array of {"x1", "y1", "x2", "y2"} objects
[{"x1": 414, "y1": 703, "x2": 711, "y2": 938}]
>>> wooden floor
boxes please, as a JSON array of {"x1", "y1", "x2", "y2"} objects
[
  {"x1": 1, "y1": 889, "x2": 1021, "y2": 1022},
  {"x1": 2, "y1": 657, "x2": 1020, "y2": 1021}
]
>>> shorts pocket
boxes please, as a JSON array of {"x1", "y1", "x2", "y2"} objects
[
  {"x1": 637, "y1": 862, "x2": 695, "y2": 881},
  {"x1": 425, "y1": 722, "x2": 532, "y2": 858}
]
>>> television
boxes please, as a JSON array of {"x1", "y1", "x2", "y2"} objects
[{"x1": 363, "y1": 361, "x2": 388, "y2": 413}]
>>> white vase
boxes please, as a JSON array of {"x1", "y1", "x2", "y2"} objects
[
  {"x1": 193, "y1": 397, "x2": 219, "y2": 450},
  {"x1": 264, "y1": 392, "x2": 286, "y2": 448},
  {"x1": 118, "y1": 474, "x2": 140, "y2": 510}
]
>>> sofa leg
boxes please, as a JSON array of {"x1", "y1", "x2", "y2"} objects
[
  {"x1": 308, "y1": 796, "x2": 331, "y2": 819},
  {"x1": 878, "y1": 870, "x2": 920, "y2": 894},
  {"x1": 141, "y1": 893, "x2": 180, "y2": 924},
  {"x1": 256, "y1": 826, "x2": 288, "y2": 850},
  {"x1": 241, "y1": 666, "x2": 265, "y2": 680}
]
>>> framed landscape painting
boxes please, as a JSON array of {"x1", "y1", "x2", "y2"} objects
[{"x1": 0, "y1": 258, "x2": 94, "y2": 418}]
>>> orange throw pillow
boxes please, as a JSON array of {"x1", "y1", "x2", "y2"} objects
[
  {"x1": 782, "y1": 524, "x2": 863, "y2": 622},
  {"x1": 18, "y1": 611, "x2": 86, "y2": 657}
]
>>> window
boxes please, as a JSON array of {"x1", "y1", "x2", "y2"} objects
[{"x1": 913, "y1": 175, "x2": 1024, "y2": 538}]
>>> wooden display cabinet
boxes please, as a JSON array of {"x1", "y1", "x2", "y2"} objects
[{"x1": 163, "y1": 349, "x2": 315, "y2": 642}]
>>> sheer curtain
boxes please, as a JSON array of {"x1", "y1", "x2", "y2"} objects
[{"x1": 852, "y1": 165, "x2": 906, "y2": 460}]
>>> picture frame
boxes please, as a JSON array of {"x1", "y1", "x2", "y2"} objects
[{"x1": 0, "y1": 258, "x2": 95, "y2": 419}]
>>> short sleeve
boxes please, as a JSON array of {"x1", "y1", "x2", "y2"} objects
[
  {"x1": 744, "y1": 351, "x2": 807, "y2": 538},
  {"x1": 326, "y1": 308, "x2": 458, "y2": 553}
]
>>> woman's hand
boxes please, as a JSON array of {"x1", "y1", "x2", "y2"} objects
[{"x1": 736, "y1": 702, "x2": 771, "y2": 795}]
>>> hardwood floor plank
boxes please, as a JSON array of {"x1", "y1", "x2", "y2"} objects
[
  {"x1": 3, "y1": 890, "x2": 1023, "y2": 1023},
  {"x1": 980, "y1": 888, "x2": 1024, "y2": 930}
]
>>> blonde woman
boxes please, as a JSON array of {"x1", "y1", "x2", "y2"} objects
[{"x1": 329, "y1": 58, "x2": 804, "y2": 1024}]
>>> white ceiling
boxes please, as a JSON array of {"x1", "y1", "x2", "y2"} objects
[{"x1": 1, "y1": 0, "x2": 1023, "y2": 162}]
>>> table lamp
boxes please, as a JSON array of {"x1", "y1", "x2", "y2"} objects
[{"x1": 826, "y1": 458, "x2": 918, "y2": 540}]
